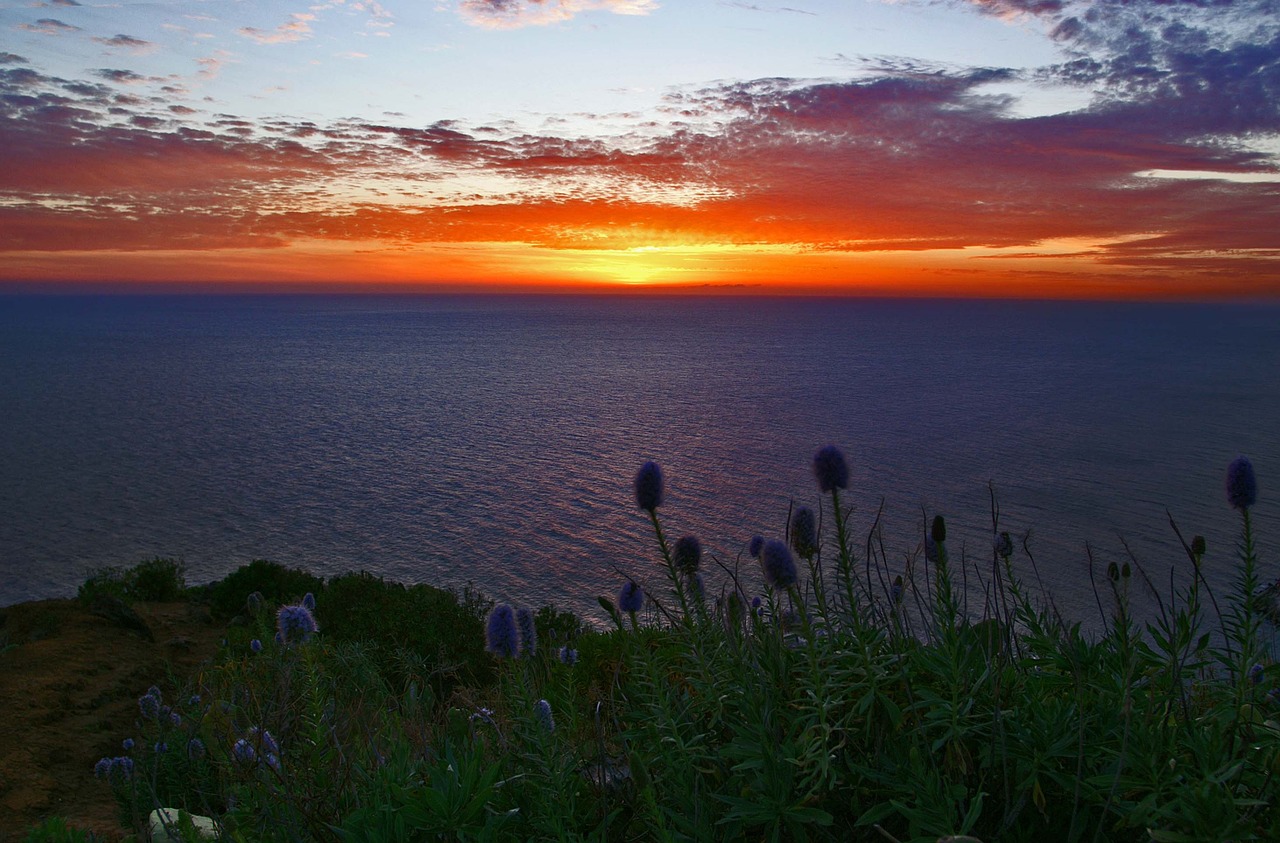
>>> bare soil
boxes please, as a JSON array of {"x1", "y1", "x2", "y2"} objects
[{"x1": 0, "y1": 599, "x2": 224, "y2": 841}]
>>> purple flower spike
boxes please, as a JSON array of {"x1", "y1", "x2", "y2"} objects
[
  {"x1": 748, "y1": 535, "x2": 764, "y2": 558},
  {"x1": 110, "y1": 757, "x2": 134, "y2": 779},
  {"x1": 301, "y1": 592, "x2": 316, "y2": 611},
  {"x1": 760, "y1": 539, "x2": 798, "y2": 590},
  {"x1": 94, "y1": 758, "x2": 112, "y2": 779},
  {"x1": 276, "y1": 604, "x2": 319, "y2": 644},
  {"x1": 250, "y1": 638, "x2": 262, "y2": 653},
  {"x1": 618, "y1": 580, "x2": 644, "y2": 614},
  {"x1": 233, "y1": 738, "x2": 256, "y2": 766},
  {"x1": 485, "y1": 604, "x2": 519, "y2": 659},
  {"x1": 635, "y1": 461, "x2": 664, "y2": 513},
  {"x1": 1227, "y1": 456, "x2": 1258, "y2": 510},
  {"x1": 138, "y1": 692, "x2": 160, "y2": 721},
  {"x1": 813, "y1": 445, "x2": 849, "y2": 493},
  {"x1": 931, "y1": 515, "x2": 947, "y2": 544},
  {"x1": 790, "y1": 507, "x2": 817, "y2": 558},
  {"x1": 535, "y1": 699, "x2": 555, "y2": 733},
  {"x1": 674, "y1": 535, "x2": 702, "y2": 574},
  {"x1": 516, "y1": 606, "x2": 537, "y2": 657}
]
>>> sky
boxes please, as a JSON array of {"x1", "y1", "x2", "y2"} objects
[{"x1": 1, "y1": 0, "x2": 1278, "y2": 296}]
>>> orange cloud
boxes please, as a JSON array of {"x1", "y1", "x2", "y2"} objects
[{"x1": 1, "y1": 29, "x2": 1278, "y2": 297}]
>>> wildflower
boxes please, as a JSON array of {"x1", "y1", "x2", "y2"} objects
[
  {"x1": 265, "y1": 753, "x2": 281, "y2": 772},
  {"x1": 748, "y1": 535, "x2": 764, "y2": 558},
  {"x1": 94, "y1": 758, "x2": 112, "y2": 779},
  {"x1": 138, "y1": 692, "x2": 161, "y2": 721},
  {"x1": 760, "y1": 539, "x2": 798, "y2": 590},
  {"x1": 249, "y1": 727, "x2": 280, "y2": 755},
  {"x1": 751, "y1": 595, "x2": 762, "y2": 613},
  {"x1": 995, "y1": 532, "x2": 1014, "y2": 559},
  {"x1": 558, "y1": 646, "x2": 578, "y2": 666},
  {"x1": 790, "y1": 507, "x2": 818, "y2": 559},
  {"x1": 485, "y1": 604, "x2": 519, "y2": 658},
  {"x1": 276, "y1": 604, "x2": 319, "y2": 644},
  {"x1": 187, "y1": 738, "x2": 206, "y2": 760},
  {"x1": 891, "y1": 575, "x2": 904, "y2": 604},
  {"x1": 1191, "y1": 535, "x2": 1206, "y2": 557},
  {"x1": 516, "y1": 606, "x2": 537, "y2": 657},
  {"x1": 1227, "y1": 456, "x2": 1258, "y2": 510},
  {"x1": 188, "y1": 695, "x2": 201, "y2": 707},
  {"x1": 924, "y1": 535, "x2": 938, "y2": 564},
  {"x1": 618, "y1": 580, "x2": 644, "y2": 614},
  {"x1": 535, "y1": 699, "x2": 556, "y2": 733},
  {"x1": 122, "y1": 738, "x2": 134, "y2": 752},
  {"x1": 635, "y1": 461, "x2": 663, "y2": 512},
  {"x1": 674, "y1": 535, "x2": 702, "y2": 574},
  {"x1": 169, "y1": 711, "x2": 182, "y2": 727},
  {"x1": 109, "y1": 757, "x2": 134, "y2": 779},
  {"x1": 232, "y1": 739, "x2": 256, "y2": 766},
  {"x1": 1250, "y1": 663, "x2": 1265, "y2": 686},
  {"x1": 813, "y1": 445, "x2": 850, "y2": 493},
  {"x1": 470, "y1": 707, "x2": 495, "y2": 725},
  {"x1": 246, "y1": 591, "x2": 263, "y2": 615},
  {"x1": 301, "y1": 592, "x2": 316, "y2": 611},
  {"x1": 154, "y1": 741, "x2": 167, "y2": 754},
  {"x1": 931, "y1": 515, "x2": 947, "y2": 544},
  {"x1": 250, "y1": 638, "x2": 262, "y2": 653}
]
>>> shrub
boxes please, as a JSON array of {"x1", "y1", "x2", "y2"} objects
[
  {"x1": 78, "y1": 557, "x2": 186, "y2": 604},
  {"x1": 205, "y1": 560, "x2": 323, "y2": 619},
  {"x1": 318, "y1": 572, "x2": 495, "y2": 698},
  {"x1": 24, "y1": 816, "x2": 96, "y2": 842}
]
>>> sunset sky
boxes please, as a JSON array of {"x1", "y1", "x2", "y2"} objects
[{"x1": 1, "y1": 0, "x2": 1278, "y2": 296}]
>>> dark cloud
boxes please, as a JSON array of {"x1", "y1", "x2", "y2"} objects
[
  {"x1": 0, "y1": 53, "x2": 29, "y2": 65},
  {"x1": 93, "y1": 69, "x2": 150, "y2": 85},
  {"x1": 92, "y1": 34, "x2": 155, "y2": 52},
  {"x1": 18, "y1": 19, "x2": 81, "y2": 35}
]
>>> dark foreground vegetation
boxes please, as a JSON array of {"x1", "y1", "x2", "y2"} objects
[{"x1": 19, "y1": 451, "x2": 1280, "y2": 842}]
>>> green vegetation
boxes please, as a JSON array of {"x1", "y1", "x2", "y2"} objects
[
  {"x1": 78, "y1": 557, "x2": 187, "y2": 605},
  {"x1": 73, "y1": 452, "x2": 1279, "y2": 841},
  {"x1": 24, "y1": 816, "x2": 98, "y2": 842}
]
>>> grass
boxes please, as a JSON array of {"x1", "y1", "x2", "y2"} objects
[{"x1": 59, "y1": 451, "x2": 1280, "y2": 841}]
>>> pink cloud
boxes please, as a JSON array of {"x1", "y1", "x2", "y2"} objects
[
  {"x1": 238, "y1": 13, "x2": 316, "y2": 45},
  {"x1": 458, "y1": 0, "x2": 658, "y2": 29}
]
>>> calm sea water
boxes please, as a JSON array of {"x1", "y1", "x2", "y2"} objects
[{"x1": 2, "y1": 294, "x2": 1277, "y2": 629}]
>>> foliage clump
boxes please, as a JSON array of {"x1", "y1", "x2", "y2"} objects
[
  {"x1": 78, "y1": 557, "x2": 186, "y2": 604},
  {"x1": 82, "y1": 449, "x2": 1280, "y2": 842}
]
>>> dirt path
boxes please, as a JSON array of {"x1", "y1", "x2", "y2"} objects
[{"x1": 0, "y1": 599, "x2": 224, "y2": 841}]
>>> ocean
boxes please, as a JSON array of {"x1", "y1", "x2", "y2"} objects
[{"x1": 2, "y1": 293, "x2": 1277, "y2": 629}]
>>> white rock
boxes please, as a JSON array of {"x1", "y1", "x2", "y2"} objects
[{"x1": 148, "y1": 807, "x2": 218, "y2": 841}]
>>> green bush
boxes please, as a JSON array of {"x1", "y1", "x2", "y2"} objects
[
  {"x1": 318, "y1": 572, "x2": 495, "y2": 699},
  {"x1": 205, "y1": 559, "x2": 323, "y2": 619},
  {"x1": 24, "y1": 816, "x2": 96, "y2": 842},
  {"x1": 78, "y1": 557, "x2": 186, "y2": 604}
]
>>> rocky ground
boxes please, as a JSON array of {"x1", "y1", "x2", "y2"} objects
[{"x1": 0, "y1": 598, "x2": 224, "y2": 841}]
